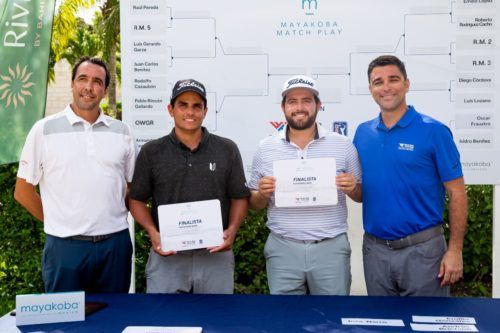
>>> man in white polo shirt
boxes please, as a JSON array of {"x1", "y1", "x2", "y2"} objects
[
  {"x1": 249, "y1": 75, "x2": 362, "y2": 295},
  {"x1": 14, "y1": 56, "x2": 136, "y2": 293}
]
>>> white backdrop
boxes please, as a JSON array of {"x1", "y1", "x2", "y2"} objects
[{"x1": 120, "y1": 0, "x2": 500, "y2": 295}]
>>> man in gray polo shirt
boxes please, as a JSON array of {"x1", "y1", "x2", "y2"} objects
[
  {"x1": 129, "y1": 79, "x2": 250, "y2": 294},
  {"x1": 249, "y1": 75, "x2": 362, "y2": 295}
]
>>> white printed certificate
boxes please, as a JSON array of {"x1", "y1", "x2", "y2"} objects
[
  {"x1": 158, "y1": 199, "x2": 223, "y2": 251},
  {"x1": 273, "y1": 158, "x2": 337, "y2": 207}
]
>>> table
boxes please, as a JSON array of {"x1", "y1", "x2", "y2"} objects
[{"x1": 1, "y1": 293, "x2": 499, "y2": 332}]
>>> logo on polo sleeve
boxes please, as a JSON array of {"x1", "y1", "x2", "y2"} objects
[{"x1": 209, "y1": 162, "x2": 216, "y2": 171}]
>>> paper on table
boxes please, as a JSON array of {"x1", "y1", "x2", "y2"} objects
[
  {"x1": 412, "y1": 316, "x2": 476, "y2": 324},
  {"x1": 122, "y1": 326, "x2": 202, "y2": 333},
  {"x1": 341, "y1": 318, "x2": 405, "y2": 326},
  {"x1": 410, "y1": 323, "x2": 478, "y2": 332}
]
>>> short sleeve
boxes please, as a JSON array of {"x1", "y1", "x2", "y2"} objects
[
  {"x1": 17, "y1": 121, "x2": 44, "y2": 185},
  {"x1": 345, "y1": 139, "x2": 362, "y2": 183},
  {"x1": 226, "y1": 142, "x2": 250, "y2": 198},
  {"x1": 248, "y1": 146, "x2": 264, "y2": 190},
  {"x1": 129, "y1": 144, "x2": 153, "y2": 202},
  {"x1": 431, "y1": 124, "x2": 463, "y2": 182},
  {"x1": 123, "y1": 124, "x2": 137, "y2": 182}
]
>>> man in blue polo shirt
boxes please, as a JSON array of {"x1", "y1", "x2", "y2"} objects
[{"x1": 353, "y1": 55, "x2": 467, "y2": 296}]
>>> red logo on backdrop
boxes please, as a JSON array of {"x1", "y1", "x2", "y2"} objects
[{"x1": 269, "y1": 121, "x2": 286, "y2": 131}]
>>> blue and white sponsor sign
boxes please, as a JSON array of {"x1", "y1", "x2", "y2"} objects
[{"x1": 16, "y1": 291, "x2": 85, "y2": 326}]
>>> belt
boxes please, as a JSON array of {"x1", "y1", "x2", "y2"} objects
[
  {"x1": 365, "y1": 225, "x2": 443, "y2": 250},
  {"x1": 274, "y1": 233, "x2": 332, "y2": 244},
  {"x1": 66, "y1": 230, "x2": 124, "y2": 243}
]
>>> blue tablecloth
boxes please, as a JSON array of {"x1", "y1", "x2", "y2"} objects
[{"x1": 12, "y1": 293, "x2": 500, "y2": 332}]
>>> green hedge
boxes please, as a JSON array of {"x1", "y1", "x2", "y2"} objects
[
  {"x1": 446, "y1": 185, "x2": 493, "y2": 296},
  {"x1": 0, "y1": 164, "x2": 45, "y2": 314},
  {"x1": 0, "y1": 163, "x2": 493, "y2": 314}
]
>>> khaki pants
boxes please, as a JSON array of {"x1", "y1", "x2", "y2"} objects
[{"x1": 146, "y1": 248, "x2": 234, "y2": 294}]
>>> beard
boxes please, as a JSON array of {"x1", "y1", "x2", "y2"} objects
[{"x1": 285, "y1": 110, "x2": 318, "y2": 130}]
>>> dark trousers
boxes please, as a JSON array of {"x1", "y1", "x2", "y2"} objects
[{"x1": 42, "y1": 229, "x2": 133, "y2": 293}]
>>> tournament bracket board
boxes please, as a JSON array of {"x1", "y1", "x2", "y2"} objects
[{"x1": 120, "y1": 0, "x2": 500, "y2": 185}]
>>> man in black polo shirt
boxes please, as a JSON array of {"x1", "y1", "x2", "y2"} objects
[{"x1": 129, "y1": 79, "x2": 250, "y2": 294}]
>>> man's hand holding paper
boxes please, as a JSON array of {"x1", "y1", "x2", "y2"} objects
[
  {"x1": 158, "y1": 199, "x2": 224, "y2": 252},
  {"x1": 273, "y1": 158, "x2": 338, "y2": 207}
]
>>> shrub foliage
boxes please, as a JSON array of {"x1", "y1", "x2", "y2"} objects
[{"x1": 0, "y1": 164, "x2": 45, "y2": 314}]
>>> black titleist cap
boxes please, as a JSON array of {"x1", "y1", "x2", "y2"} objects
[{"x1": 170, "y1": 79, "x2": 207, "y2": 105}]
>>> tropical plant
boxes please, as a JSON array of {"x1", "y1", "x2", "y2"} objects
[
  {"x1": 96, "y1": 0, "x2": 121, "y2": 118},
  {"x1": 51, "y1": 0, "x2": 96, "y2": 60},
  {"x1": 50, "y1": 0, "x2": 121, "y2": 117},
  {"x1": 60, "y1": 19, "x2": 102, "y2": 66}
]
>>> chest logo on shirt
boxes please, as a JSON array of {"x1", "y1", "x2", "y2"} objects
[
  {"x1": 209, "y1": 162, "x2": 216, "y2": 171},
  {"x1": 398, "y1": 143, "x2": 414, "y2": 151}
]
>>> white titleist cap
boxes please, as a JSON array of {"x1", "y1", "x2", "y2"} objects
[{"x1": 281, "y1": 75, "x2": 319, "y2": 97}]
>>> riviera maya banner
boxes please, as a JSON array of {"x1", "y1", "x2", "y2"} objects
[{"x1": 0, "y1": 0, "x2": 55, "y2": 164}]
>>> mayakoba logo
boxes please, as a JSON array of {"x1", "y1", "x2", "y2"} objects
[
  {"x1": 277, "y1": 0, "x2": 341, "y2": 37},
  {"x1": 0, "y1": 63, "x2": 35, "y2": 109},
  {"x1": 302, "y1": 0, "x2": 318, "y2": 15},
  {"x1": 20, "y1": 301, "x2": 80, "y2": 314}
]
